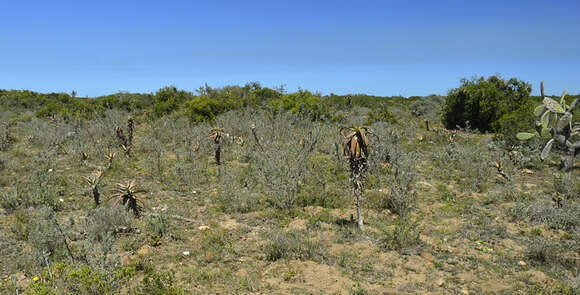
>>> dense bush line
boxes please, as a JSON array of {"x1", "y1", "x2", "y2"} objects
[{"x1": 0, "y1": 82, "x2": 442, "y2": 125}]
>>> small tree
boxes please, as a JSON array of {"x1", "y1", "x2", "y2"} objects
[
  {"x1": 517, "y1": 82, "x2": 580, "y2": 171},
  {"x1": 341, "y1": 126, "x2": 375, "y2": 231}
]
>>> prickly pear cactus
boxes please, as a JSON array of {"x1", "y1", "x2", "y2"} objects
[{"x1": 517, "y1": 82, "x2": 580, "y2": 171}]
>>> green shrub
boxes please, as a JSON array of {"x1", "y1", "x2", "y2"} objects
[
  {"x1": 379, "y1": 217, "x2": 421, "y2": 252},
  {"x1": 253, "y1": 87, "x2": 282, "y2": 104},
  {"x1": 526, "y1": 238, "x2": 558, "y2": 264},
  {"x1": 268, "y1": 90, "x2": 328, "y2": 120},
  {"x1": 0, "y1": 186, "x2": 19, "y2": 212},
  {"x1": 365, "y1": 107, "x2": 397, "y2": 125},
  {"x1": 263, "y1": 230, "x2": 325, "y2": 262},
  {"x1": 0, "y1": 90, "x2": 48, "y2": 109},
  {"x1": 198, "y1": 227, "x2": 235, "y2": 263},
  {"x1": 374, "y1": 149, "x2": 418, "y2": 216},
  {"x1": 98, "y1": 93, "x2": 154, "y2": 112},
  {"x1": 36, "y1": 102, "x2": 65, "y2": 118},
  {"x1": 442, "y1": 75, "x2": 532, "y2": 132},
  {"x1": 84, "y1": 206, "x2": 132, "y2": 267},
  {"x1": 509, "y1": 200, "x2": 580, "y2": 232},
  {"x1": 130, "y1": 270, "x2": 186, "y2": 295},
  {"x1": 184, "y1": 96, "x2": 227, "y2": 123},
  {"x1": 146, "y1": 212, "x2": 171, "y2": 243},
  {"x1": 153, "y1": 86, "x2": 192, "y2": 117},
  {"x1": 493, "y1": 100, "x2": 536, "y2": 144},
  {"x1": 29, "y1": 263, "x2": 115, "y2": 295}
]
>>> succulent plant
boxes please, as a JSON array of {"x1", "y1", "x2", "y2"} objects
[
  {"x1": 340, "y1": 126, "x2": 376, "y2": 231},
  {"x1": 105, "y1": 152, "x2": 116, "y2": 170},
  {"x1": 84, "y1": 171, "x2": 104, "y2": 205},
  {"x1": 115, "y1": 117, "x2": 135, "y2": 156},
  {"x1": 345, "y1": 95, "x2": 352, "y2": 107},
  {"x1": 208, "y1": 127, "x2": 223, "y2": 144},
  {"x1": 250, "y1": 123, "x2": 265, "y2": 152},
  {"x1": 193, "y1": 141, "x2": 201, "y2": 152},
  {"x1": 209, "y1": 127, "x2": 223, "y2": 165},
  {"x1": 127, "y1": 117, "x2": 134, "y2": 146},
  {"x1": 109, "y1": 180, "x2": 146, "y2": 217},
  {"x1": 341, "y1": 126, "x2": 373, "y2": 162},
  {"x1": 80, "y1": 151, "x2": 89, "y2": 165},
  {"x1": 517, "y1": 82, "x2": 580, "y2": 171}
]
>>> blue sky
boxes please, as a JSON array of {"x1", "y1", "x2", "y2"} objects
[{"x1": 1, "y1": 0, "x2": 579, "y2": 97}]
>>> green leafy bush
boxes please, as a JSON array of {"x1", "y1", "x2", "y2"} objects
[
  {"x1": 130, "y1": 270, "x2": 186, "y2": 295},
  {"x1": 268, "y1": 90, "x2": 327, "y2": 120},
  {"x1": 263, "y1": 230, "x2": 325, "y2": 262},
  {"x1": 29, "y1": 263, "x2": 115, "y2": 295},
  {"x1": 379, "y1": 217, "x2": 421, "y2": 252},
  {"x1": 153, "y1": 86, "x2": 193, "y2": 117},
  {"x1": 184, "y1": 95, "x2": 227, "y2": 123},
  {"x1": 493, "y1": 100, "x2": 536, "y2": 144},
  {"x1": 442, "y1": 75, "x2": 532, "y2": 132},
  {"x1": 253, "y1": 87, "x2": 282, "y2": 104},
  {"x1": 98, "y1": 92, "x2": 154, "y2": 112},
  {"x1": 365, "y1": 107, "x2": 397, "y2": 125}
]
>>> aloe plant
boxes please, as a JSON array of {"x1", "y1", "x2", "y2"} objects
[
  {"x1": 340, "y1": 126, "x2": 375, "y2": 231},
  {"x1": 105, "y1": 152, "x2": 116, "y2": 170},
  {"x1": 345, "y1": 95, "x2": 352, "y2": 107},
  {"x1": 209, "y1": 127, "x2": 223, "y2": 165},
  {"x1": 109, "y1": 180, "x2": 146, "y2": 217},
  {"x1": 115, "y1": 117, "x2": 135, "y2": 156},
  {"x1": 517, "y1": 82, "x2": 580, "y2": 171},
  {"x1": 84, "y1": 171, "x2": 103, "y2": 206}
]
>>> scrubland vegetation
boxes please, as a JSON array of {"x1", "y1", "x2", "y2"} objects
[{"x1": 0, "y1": 76, "x2": 579, "y2": 294}]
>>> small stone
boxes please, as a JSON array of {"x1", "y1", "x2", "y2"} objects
[
  {"x1": 198, "y1": 225, "x2": 210, "y2": 231},
  {"x1": 59, "y1": 198, "x2": 64, "y2": 202},
  {"x1": 436, "y1": 278, "x2": 444, "y2": 286},
  {"x1": 518, "y1": 260, "x2": 527, "y2": 266},
  {"x1": 182, "y1": 251, "x2": 190, "y2": 256},
  {"x1": 522, "y1": 169, "x2": 534, "y2": 175}
]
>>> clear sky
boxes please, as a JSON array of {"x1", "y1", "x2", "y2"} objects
[{"x1": 1, "y1": 0, "x2": 579, "y2": 97}]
